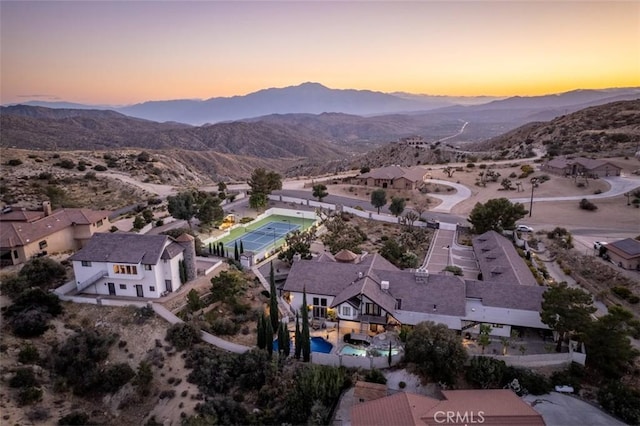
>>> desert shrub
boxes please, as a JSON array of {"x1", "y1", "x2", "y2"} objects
[
  {"x1": 443, "y1": 265, "x2": 463, "y2": 276},
  {"x1": 58, "y1": 411, "x2": 90, "y2": 425},
  {"x1": 579, "y1": 198, "x2": 597, "y2": 211},
  {"x1": 84, "y1": 171, "x2": 97, "y2": 180},
  {"x1": 17, "y1": 257, "x2": 67, "y2": 290},
  {"x1": 38, "y1": 171, "x2": 53, "y2": 180},
  {"x1": 4, "y1": 288, "x2": 63, "y2": 337},
  {"x1": 98, "y1": 363, "x2": 135, "y2": 393},
  {"x1": 93, "y1": 164, "x2": 107, "y2": 171},
  {"x1": 628, "y1": 295, "x2": 640, "y2": 304},
  {"x1": 466, "y1": 357, "x2": 507, "y2": 389},
  {"x1": 57, "y1": 159, "x2": 75, "y2": 169},
  {"x1": 9, "y1": 368, "x2": 39, "y2": 388},
  {"x1": 209, "y1": 317, "x2": 239, "y2": 336},
  {"x1": 159, "y1": 389, "x2": 176, "y2": 399},
  {"x1": 598, "y1": 382, "x2": 640, "y2": 425},
  {"x1": 165, "y1": 323, "x2": 200, "y2": 351},
  {"x1": 52, "y1": 329, "x2": 117, "y2": 395},
  {"x1": 185, "y1": 345, "x2": 238, "y2": 394},
  {"x1": 364, "y1": 369, "x2": 387, "y2": 385},
  {"x1": 503, "y1": 367, "x2": 552, "y2": 395},
  {"x1": 27, "y1": 406, "x2": 50, "y2": 422},
  {"x1": 611, "y1": 286, "x2": 632, "y2": 300},
  {"x1": 17, "y1": 387, "x2": 43, "y2": 406},
  {"x1": 399, "y1": 381, "x2": 406, "y2": 389},
  {"x1": 18, "y1": 344, "x2": 40, "y2": 364},
  {"x1": 0, "y1": 275, "x2": 28, "y2": 299},
  {"x1": 7, "y1": 159, "x2": 23, "y2": 166},
  {"x1": 550, "y1": 363, "x2": 584, "y2": 393}
]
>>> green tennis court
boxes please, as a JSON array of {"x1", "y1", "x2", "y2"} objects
[{"x1": 225, "y1": 221, "x2": 300, "y2": 252}]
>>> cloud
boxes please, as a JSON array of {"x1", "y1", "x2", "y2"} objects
[{"x1": 17, "y1": 94, "x2": 61, "y2": 100}]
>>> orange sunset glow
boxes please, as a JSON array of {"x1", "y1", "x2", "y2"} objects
[{"x1": 1, "y1": 1, "x2": 638, "y2": 105}]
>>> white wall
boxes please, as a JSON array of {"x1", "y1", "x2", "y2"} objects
[{"x1": 394, "y1": 310, "x2": 462, "y2": 329}]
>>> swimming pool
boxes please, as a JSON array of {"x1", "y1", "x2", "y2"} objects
[{"x1": 273, "y1": 336, "x2": 333, "y2": 354}]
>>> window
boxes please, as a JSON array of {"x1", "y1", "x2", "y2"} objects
[
  {"x1": 81, "y1": 260, "x2": 92, "y2": 267},
  {"x1": 113, "y1": 264, "x2": 138, "y2": 275},
  {"x1": 312, "y1": 297, "x2": 327, "y2": 318},
  {"x1": 39, "y1": 240, "x2": 47, "y2": 250},
  {"x1": 341, "y1": 306, "x2": 351, "y2": 317},
  {"x1": 150, "y1": 286, "x2": 155, "y2": 292},
  {"x1": 96, "y1": 219, "x2": 103, "y2": 227},
  {"x1": 119, "y1": 284, "x2": 126, "y2": 290},
  {"x1": 144, "y1": 264, "x2": 152, "y2": 271},
  {"x1": 396, "y1": 299, "x2": 402, "y2": 309},
  {"x1": 365, "y1": 303, "x2": 381, "y2": 316}
]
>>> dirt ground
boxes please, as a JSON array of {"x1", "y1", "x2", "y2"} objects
[{"x1": 325, "y1": 157, "x2": 640, "y2": 233}]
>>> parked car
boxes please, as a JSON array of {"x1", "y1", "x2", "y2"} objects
[
  {"x1": 593, "y1": 241, "x2": 607, "y2": 250},
  {"x1": 515, "y1": 225, "x2": 534, "y2": 233}
]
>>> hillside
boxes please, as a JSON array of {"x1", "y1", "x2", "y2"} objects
[
  {"x1": 468, "y1": 100, "x2": 640, "y2": 160},
  {"x1": 0, "y1": 106, "x2": 345, "y2": 162}
]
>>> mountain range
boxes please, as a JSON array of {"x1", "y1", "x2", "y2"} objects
[{"x1": 12, "y1": 82, "x2": 638, "y2": 127}]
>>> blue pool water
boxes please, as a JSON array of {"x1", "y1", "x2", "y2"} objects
[{"x1": 273, "y1": 336, "x2": 333, "y2": 354}]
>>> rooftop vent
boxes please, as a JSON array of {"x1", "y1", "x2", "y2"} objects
[{"x1": 380, "y1": 280, "x2": 390, "y2": 291}]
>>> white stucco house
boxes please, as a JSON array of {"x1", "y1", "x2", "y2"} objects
[
  {"x1": 281, "y1": 230, "x2": 548, "y2": 338},
  {"x1": 69, "y1": 232, "x2": 196, "y2": 298}
]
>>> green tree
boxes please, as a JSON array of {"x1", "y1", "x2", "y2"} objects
[
  {"x1": 1, "y1": 257, "x2": 67, "y2": 298},
  {"x1": 320, "y1": 215, "x2": 366, "y2": 254},
  {"x1": 465, "y1": 357, "x2": 507, "y2": 389},
  {"x1": 541, "y1": 282, "x2": 596, "y2": 352},
  {"x1": 257, "y1": 313, "x2": 266, "y2": 350},
  {"x1": 186, "y1": 289, "x2": 203, "y2": 312},
  {"x1": 404, "y1": 321, "x2": 468, "y2": 385},
  {"x1": 210, "y1": 271, "x2": 244, "y2": 305},
  {"x1": 248, "y1": 168, "x2": 282, "y2": 209},
  {"x1": 167, "y1": 191, "x2": 197, "y2": 228},
  {"x1": 196, "y1": 196, "x2": 224, "y2": 227},
  {"x1": 165, "y1": 322, "x2": 200, "y2": 351},
  {"x1": 269, "y1": 262, "x2": 279, "y2": 331},
  {"x1": 141, "y1": 209, "x2": 154, "y2": 224},
  {"x1": 478, "y1": 324, "x2": 492, "y2": 354},
  {"x1": 265, "y1": 315, "x2": 274, "y2": 358},
  {"x1": 370, "y1": 189, "x2": 387, "y2": 214},
  {"x1": 312, "y1": 184, "x2": 328, "y2": 202},
  {"x1": 468, "y1": 197, "x2": 528, "y2": 234},
  {"x1": 583, "y1": 306, "x2": 640, "y2": 378},
  {"x1": 598, "y1": 381, "x2": 640, "y2": 425},
  {"x1": 301, "y1": 289, "x2": 311, "y2": 362},
  {"x1": 389, "y1": 197, "x2": 406, "y2": 217},
  {"x1": 294, "y1": 312, "x2": 302, "y2": 360},
  {"x1": 132, "y1": 215, "x2": 146, "y2": 230},
  {"x1": 278, "y1": 230, "x2": 313, "y2": 265}
]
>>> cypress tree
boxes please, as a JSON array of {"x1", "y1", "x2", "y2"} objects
[
  {"x1": 265, "y1": 315, "x2": 274, "y2": 358},
  {"x1": 301, "y1": 288, "x2": 311, "y2": 362},
  {"x1": 269, "y1": 262, "x2": 279, "y2": 331},
  {"x1": 208, "y1": 242, "x2": 212, "y2": 254},
  {"x1": 282, "y1": 322, "x2": 290, "y2": 357},
  {"x1": 388, "y1": 341, "x2": 393, "y2": 367},
  {"x1": 240, "y1": 240, "x2": 244, "y2": 254},
  {"x1": 257, "y1": 313, "x2": 266, "y2": 349},
  {"x1": 218, "y1": 242, "x2": 224, "y2": 257},
  {"x1": 234, "y1": 241, "x2": 239, "y2": 261},
  {"x1": 294, "y1": 313, "x2": 301, "y2": 360},
  {"x1": 178, "y1": 260, "x2": 187, "y2": 283}
]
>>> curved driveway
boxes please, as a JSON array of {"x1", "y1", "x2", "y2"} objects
[
  {"x1": 425, "y1": 179, "x2": 472, "y2": 213},
  {"x1": 509, "y1": 176, "x2": 640, "y2": 204}
]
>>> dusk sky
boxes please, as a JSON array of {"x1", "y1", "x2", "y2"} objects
[{"x1": 1, "y1": 1, "x2": 638, "y2": 105}]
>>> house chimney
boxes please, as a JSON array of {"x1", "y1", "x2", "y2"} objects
[
  {"x1": 42, "y1": 201, "x2": 52, "y2": 216},
  {"x1": 380, "y1": 280, "x2": 390, "y2": 291}
]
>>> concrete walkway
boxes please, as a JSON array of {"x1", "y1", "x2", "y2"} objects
[{"x1": 426, "y1": 179, "x2": 473, "y2": 213}]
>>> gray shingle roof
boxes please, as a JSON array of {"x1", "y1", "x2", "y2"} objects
[
  {"x1": 608, "y1": 238, "x2": 640, "y2": 257},
  {"x1": 376, "y1": 270, "x2": 467, "y2": 316},
  {"x1": 473, "y1": 230, "x2": 537, "y2": 286},
  {"x1": 69, "y1": 233, "x2": 171, "y2": 265},
  {"x1": 162, "y1": 242, "x2": 185, "y2": 260},
  {"x1": 465, "y1": 280, "x2": 545, "y2": 311}
]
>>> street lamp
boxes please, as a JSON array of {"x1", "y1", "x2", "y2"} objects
[
  {"x1": 267, "y1": 227, "x2": 276, "y2": 252},
  {"x1": 296, "y1": 211, "x2": 305, "y2": 230},
  {"x1": 529, "y1": 177, "x2": 539, "y2": 217}
]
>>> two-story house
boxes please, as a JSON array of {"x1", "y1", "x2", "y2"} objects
[
  {"x1": 0, "y1": 201, "x2": 112, "y2": 267},
  {"x1": 281, "y1": 230, "x2": 548, "y2": 337},
  {"x1": 69, "y1": 232, "x2": 196, "y2": 298}
]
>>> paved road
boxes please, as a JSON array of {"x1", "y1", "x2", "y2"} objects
[
  {"x1": 509, "y1": 175, "x2": 640, "y2": 204},
  {"x1": 524, "y1": 392, "x2": 625, "y2": 426}
]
